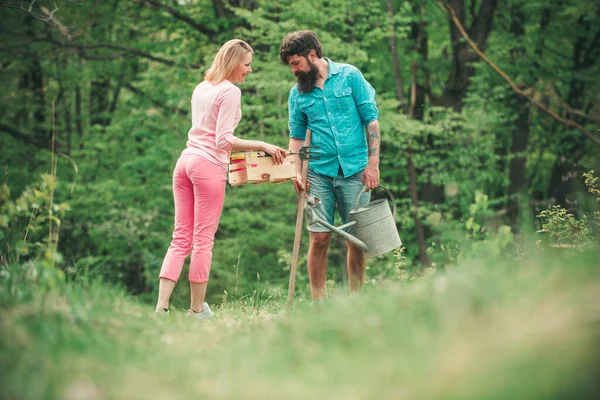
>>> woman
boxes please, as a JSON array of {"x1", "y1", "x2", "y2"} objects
[{"x1": 155, "y1": 39, "x2": 287, "y2": 318}]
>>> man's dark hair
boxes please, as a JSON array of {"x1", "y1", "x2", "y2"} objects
[{"x1": 279, "y1": 30, "x2": 323, "y2": 65}]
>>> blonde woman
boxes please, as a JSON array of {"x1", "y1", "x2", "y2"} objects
[{"x1": 155, "y1": 39, "x2": 287, "y2": 318}]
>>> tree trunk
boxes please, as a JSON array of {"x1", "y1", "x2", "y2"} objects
[
  {"x1": 406, "y1": 1, "x2": 430, "y2": 267},
  {"x1": 438, "y1": 0, "x2": 499, "y2": 111},
  {"x1": 21, "y1": 16, "x2": 47, "y2": 139},
  {"x1": 506, "y1": 1, "x2": 531, "y2": 228},
  {"x1": 506, "y1": 100, "x2": 530, "y2": 226},
  {"x1": 387, "y1": 0, "x2": 406, "y2": 107},
  {"x1": 409, "y1": 2, "x2": 427, "y2": 121},
  {"x1": 548, "y1": 13, "x2": 600, "y2": 207},
  {"x1": 55, "y1": 57, "x2": 73, "y2": 154},
  {"x1": 407, "y1": 154, "x2": 429, "y2": 267},
  {"x1": 30, "y1": 57, "x2": 45, "y2": 136},
  {"x1": 89, "y1": 0, "x2": 121, "y2": 128},
  {"x1": 16, "y1": 70, "x2": 29, "y2": 128},
  {"x1": 212, "y1": 0, "x2": 226, "y2": 18},
  {"x1": 90, "y1": 79, "x2": 111, "y2": 127},
  {"x1": 412, "y1": 1, "x2": 444, "y2": 210},
  {"x1": 75, "y1": 85, "x2": 83, "y2": 140},
  {"x1": 387, "y1": 0, "x2": 429, "y2": 267},
  {"x1": 16, "y1": 55, "x2": 46, "y2": 145}
]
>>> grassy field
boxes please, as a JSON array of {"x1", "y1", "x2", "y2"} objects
[{"x1": 1, "y1": 248, "x2": 599, "y2": 400}]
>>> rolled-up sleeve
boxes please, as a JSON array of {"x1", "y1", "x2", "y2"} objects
[
  {"x1": 215, "y1": 86, "x2": 241, "y2": 150},
  {"x1": 288, "y1": 90, "x2": 308, "y2": 140},
  {"x1": 349, "y1": 67, "x2": 379, "y2": 125}
]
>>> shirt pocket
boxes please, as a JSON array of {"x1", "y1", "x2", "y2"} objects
[
  {"x1": 333, "y1": 87, "x2": 354, "y2": 112},
  {"x1": 299, "y1": 100, "x2": 318, "y2": 121}
]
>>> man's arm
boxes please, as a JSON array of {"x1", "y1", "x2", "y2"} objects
[
  {"x1": 346, "y1": 67, "x2": 380, "y2": 190},
  {"x1": 287, "y1": 89, "x2": 310, "y2": 194},
  {"x1": 289, "y1": 137, "x2": 306, "y2": 194},
  {"x1": 289, "y1": 137, "x2": 305, "y2": 174},
  {"x1": 348, "y1": 67, "x2": 379, "y2": 127},
  {"x1": 362, "y1": 120, "x2": 380, "y2": 191},
  {"x1": 366, "y1": 120, "x2": 380, "y2": 161}
]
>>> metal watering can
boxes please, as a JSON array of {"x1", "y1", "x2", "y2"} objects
[{"x1": 304, "y1": 186, "x2": 402, "y2": 258}]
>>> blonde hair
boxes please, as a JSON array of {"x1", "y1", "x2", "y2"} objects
[{"x1": 204, "y1": 39, "x2": 253, "y2": 84}]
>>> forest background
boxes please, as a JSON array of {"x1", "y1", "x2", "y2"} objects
[{"x1": 1, "y1": 0, "x2": 599, "y2": 305}]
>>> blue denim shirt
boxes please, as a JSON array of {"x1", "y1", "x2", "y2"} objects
[{"x1": 288, "y1": 58, "x2": 379, "y2": 178}]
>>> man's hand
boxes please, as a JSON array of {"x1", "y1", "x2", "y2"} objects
[
  {"x1": 363, "y1": 120, "x2": 381, "y2": 191},
  {"x1": 289, "y1": 136, "x2": 308, "y2": 195},
  {"x1": 293, "y1": 172, "x2": 310, "y2": 195},
  {"x1": 362, "y1": 162, "x2": 379, "y2": 191}
]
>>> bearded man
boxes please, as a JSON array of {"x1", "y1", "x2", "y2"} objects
[{"x1": 280, "y1": 30, "x2": 381, "y2": 301}]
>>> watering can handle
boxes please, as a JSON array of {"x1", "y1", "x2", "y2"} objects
[{"x1": 355, "y1": 185, "x2": 397, "y2": 219}]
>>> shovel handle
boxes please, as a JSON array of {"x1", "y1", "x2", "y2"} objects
[{"x1": 286, "y1": 130, "x2": 312, "y2": 307}]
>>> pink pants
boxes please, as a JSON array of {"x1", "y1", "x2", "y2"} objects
[{"x1": 159, "y1": 154, "x2": 226, "y2": 283}]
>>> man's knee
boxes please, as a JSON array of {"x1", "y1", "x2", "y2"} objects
[
  {"x1": 346, "y1": 240, "x2": 365, "y2": 254},
  {"x1": 310, "y1": 232, "x2": 332, "y2": 252}
]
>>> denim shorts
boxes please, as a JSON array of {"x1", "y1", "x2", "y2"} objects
[{"x1": 306, "y1": 168, "x2": 371, "y2": 233}]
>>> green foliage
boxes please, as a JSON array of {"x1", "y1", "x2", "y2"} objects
[
  {"x1": 537, "y1": 170, "x2": 599, "y2": 249},
  {"x1": 0, "y1": 172, "x2": 69, "y2": 303},
  {"x1": 1, "y1": 0, "x2": 599, "y2": 301},
  {"x1": 426, "y1": 188, "x2": 515, "y2": 269},
  {"x1": 1, "y1": 3, "x2": 600, "y2": 397},
  {"x1": 583, "y1": 170, "x2": 600, "y2": 217},
  {"x1": 537, "y1": 207, "x2": 590, "y2": 247}
]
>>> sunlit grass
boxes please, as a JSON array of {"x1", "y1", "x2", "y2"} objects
[{"x1": 1, "y1": 247, "x2": 599, "y2": 399}]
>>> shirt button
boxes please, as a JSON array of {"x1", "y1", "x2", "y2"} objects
[
  {"x1": 324, "y1": 97, "x2": 327, "y2": 101},
  {"x1": 338, "y1": 155, "x2": 341, "y2": 158}
]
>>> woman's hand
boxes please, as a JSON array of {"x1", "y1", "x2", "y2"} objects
[{"x1": 262, "y1": 143, "x2": 287, "y2": 165}]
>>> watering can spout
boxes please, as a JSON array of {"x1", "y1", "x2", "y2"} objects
[
  {"x1": 303, "y1": 207, "x2": 369, "y2": 252},
  {"x1": 303, "y1": 186, "x2": 402, "y2": 258}
]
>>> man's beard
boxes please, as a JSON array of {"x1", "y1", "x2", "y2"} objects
[{"x1": 295, "y1": 61, "x2": 319, "y2": 94}]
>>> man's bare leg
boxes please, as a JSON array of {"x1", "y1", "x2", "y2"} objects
[
  {"x1": 346, "y1": 241, "x2": 366, "y2": 294},
  {"x1": 307, "y1": 231, "x2": 332, "y2": 301}
]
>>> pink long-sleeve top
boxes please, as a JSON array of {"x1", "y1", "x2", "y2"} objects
[{"x1": 181, "y1": 80, "x2": 241, "y2": 169}]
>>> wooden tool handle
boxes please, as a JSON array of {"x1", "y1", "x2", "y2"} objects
[{"x1": 286, "y1": 130, "x2": 312, "y2": 307}]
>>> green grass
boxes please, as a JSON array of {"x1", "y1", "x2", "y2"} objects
[{"x1": 1, "y1": 248, "x2": 599, "y2": 400}]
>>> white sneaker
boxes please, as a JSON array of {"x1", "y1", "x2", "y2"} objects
[{"x1": 186, "y1": 302, "x2": 215, "y2": 320}]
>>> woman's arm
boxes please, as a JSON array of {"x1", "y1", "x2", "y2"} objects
[{"x1": 232, "y1": 138, "x2": 287, "y2": 165}]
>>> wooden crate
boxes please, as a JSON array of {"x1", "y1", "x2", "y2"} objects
[
  {"x1": 228, "y1": 153, "x2": 248, "y2": 186},
  {"x1": 228, "y1": 151, "x2": 297, "y2": 186}
]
